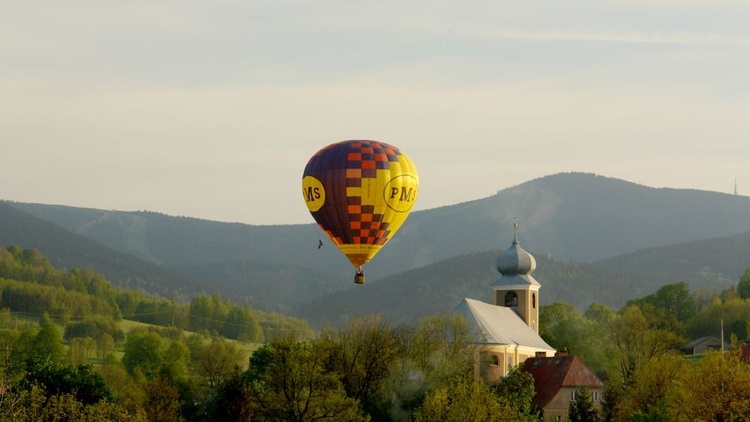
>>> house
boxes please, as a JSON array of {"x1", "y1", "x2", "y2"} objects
[
  {"x1": 679, "y1": 336, "x2": 727, "y2": 355},
  {"x1": 521, "y1": 351, "x2": 605, "y2": 421},
  {"x1": 454, "y1": 224, "x2": 556, "y2": 383}
]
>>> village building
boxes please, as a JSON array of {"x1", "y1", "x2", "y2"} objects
[
  {"x1": 679, "y1": 336, "x2": 727, "y2": 355},
  {"x1": 521, "y1": 350, "x2": 605, "y2": 421}
]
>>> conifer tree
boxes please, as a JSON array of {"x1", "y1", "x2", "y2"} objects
[{"x1": 568, "y1": 386, "x2": 599, "y2": 422}]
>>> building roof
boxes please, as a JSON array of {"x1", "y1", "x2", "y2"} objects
[
  {"x1": 490, "y1": 273, "x2": 541, "y2": 289},
  {"x1": 521, "y1": 355, "x2": 604, "y2": 409},
  {"x1": 679, "y1": 336, "x2": 725, "y2": 351},
  {"x1": 496, "y1": 237, "x2": 537, "y2": 276},
  {"x1": 454, "y1": 298, "x2": 555, "y2": 351},
  {"x1": 491, "y1": 234, "x2": 540, "y2": 289}
]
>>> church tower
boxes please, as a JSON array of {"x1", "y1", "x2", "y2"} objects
[{"x1": 491, "y1": 223, "x2": 541, "y2": 333}]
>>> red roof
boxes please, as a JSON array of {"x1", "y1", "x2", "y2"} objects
[{"x1": 520, "y1": 355, "x2": 604, "y2": 409}]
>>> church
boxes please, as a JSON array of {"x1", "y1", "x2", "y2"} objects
[{"x1": 454, "y1": 224, "x2": 557, "y2": 384}]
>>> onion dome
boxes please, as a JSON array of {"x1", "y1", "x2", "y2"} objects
[
  {"x1": 491, "y1": 222, "x2": 541, "y2": 290},
  {"x1": 496, "y1": 234, "x2": 536, "y2": 276}
]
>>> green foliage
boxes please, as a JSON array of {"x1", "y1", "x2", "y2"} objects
[
  {"x1": 616, "y1": 353, "x2": 685, "y2": 420},
  {"x1": 685, "y1": 295, "x2": 750, "y2": 341},
  {"x1": 669, "y1": 350, "x2": 750, "y2": 420},
  {"x1": 207, "y1": 368, "x2": 252, "y2": 422},
  {"x1": 144, "y1": 376, "x2": 184, "y2": 422},
  {"x1": 122, "y1": 331, "x2": 167, "y2": 379},
  {"x1": 319, "y1": 315, "x2": 403, "y2": 415},
  {"x1": 254, "y1": 309, "x2": 314, "y2": 342},
  {"x1": 20, "y1": 363, "x2": 113, "y2": 405},
  {"x1": 0, "y1": 384, "x2": 145, "y2": 422},
  {"x1": 417, "y1": 376, "x2": 506, "y2": 422},
  {"x1": 737, "y1": 267, "x2": 750, "y2": 299},
  {"x1": 187, "y1": 335, "x2": 245, "y2": 389},
  {"x1": 540, "y1": 303, "x2": 617, "y2": 378},
  {"x1": 64, "y1": 318, "x2": 125, "y2": 343},
  {"x1": 188, "y1": 293, "x2": 264, "y2": 341},
  {"x1": 492, "y1": 365, "x2": 538, "y2": 419},
  {"x1": 247, "y1": 339, "x2": 366, "y2": 422},
  {"x1": 568, "y1": 386, "x2": 599, "y2": 422},
  {"x1": 610, "y1": 305, "x2": 685, "y2": 383},
  {"x1": 29, "y1": 314, "x2": 66, "y2": 366}
]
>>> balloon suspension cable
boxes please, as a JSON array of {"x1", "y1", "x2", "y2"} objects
[{"x1": 354, "y1": 266, "x2": 365, "y2": 285}]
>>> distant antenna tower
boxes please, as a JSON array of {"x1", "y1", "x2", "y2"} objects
[{"x1": 735, "y1": 178, "x2": 738, "y2": 196}]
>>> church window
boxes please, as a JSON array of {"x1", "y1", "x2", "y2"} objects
[
  {"x1": 490, "y1": 355, "x2": 499, "y2": 366},
  {"x1": 504, "y1": 292, "x2": 518, "y2": 307},
  {"x1": 532, "y1": 293, "x2": 536, "y2": 308}
]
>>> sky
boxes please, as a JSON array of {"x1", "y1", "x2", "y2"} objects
[{"x1": 1, "y1": 1, "x2": 749, "y2": 225}]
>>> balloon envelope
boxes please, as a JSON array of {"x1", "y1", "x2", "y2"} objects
[{"x1": 302, "y1": 140, "x2": 418, "y2": 271}]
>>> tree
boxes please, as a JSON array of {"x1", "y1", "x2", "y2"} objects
[
  {"x1": 738, "y1": 267, "x2": 750, "y2": 300},
  {"x1": 319, "y1": 315, "x2": 403, "y2": 417},
  {"x1": 417, "y1": 376, "x2": 507, "y2": 422},
  {"x1": 188, "y1": 336, "x2": 244, "y2": 389},
  {"x1": 541, "y1": 303, "x2": 616, "y2": 378},
  {"x1": 651, "y1": 281, "x2": 697, "y2": 323},
  {"x1": 492, "y1": 365, "x2": 538, "y2": 420},
  {"x1": 568, "y1": 386, "x2": 599, "y2": 422},
  {"x1": 29, "y1": 314, "x2": 65, "y2": 366},
  {"x1": 20, "y1": 363, "x2": 113, "y2": 405},
  {"x1": 207, "y1": 369, "x2": 252, "y2": 422},
  {"x1": 615, "y1": 352, "x2": 685, "y2": 420},
  {"x1": 609, "y1": 305, "x2": 684, "y2": 382},
  {"x1": 410, "y1": 314, "x2": 477, "y2": 385},
  {"x1": 99, "y1": 361, "x2": 146, "y2": 413},
  {"x1": 246, "y1": 339, "x2": 365, "y2": 422},
  {"x1": 222, "y1": 306, "x2": 262, "y2": 342},
  {"x1": 68, "y1": 337, "x2": 96, "y2": 365},
  {"x1": 0, "y1": 329, "x2": 19, "y2": 382},
  {"x1": 122, "y1": 331, "x2": 167, "y2": 379},
  {"x1": 145, "y1": 376, "x2": 184, "y2": 422},
  {"x1": 670, "y1": 349, "x2": 750, "y2": 421}
]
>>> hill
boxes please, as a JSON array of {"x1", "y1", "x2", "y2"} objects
[
  {"x1": 5, "y1": 172, "x2": 750, "y2": 313},
  {"x1": 0, "y1": 201, "x2": 210, "y2": 298},
  {"x1": 298, "y1": 230, "x2": 749, "y2": 327}
]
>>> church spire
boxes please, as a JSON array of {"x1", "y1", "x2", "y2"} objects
[{"x1": 492, "y1": 221, "x2": 541, "y2": 332}]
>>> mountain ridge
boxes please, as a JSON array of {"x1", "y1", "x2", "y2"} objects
[{"x1": 3, "y1": 172, "x2": 750, "y2": 316}]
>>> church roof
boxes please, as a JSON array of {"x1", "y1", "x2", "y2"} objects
[
  {"x1": 454, "y1": 298, "x2": 555, "y2": 351},
  {"x1": 496, "y1": 237, "x2": 536, "y2": 276},
  {"x1": 491, "y1": 231, "x2": 540, "y2": 288},
  {"x1": 490, "y1": 273, "x2": 541, "y2": 289}
]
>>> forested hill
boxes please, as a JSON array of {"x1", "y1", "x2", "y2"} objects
[
  {"x1": 0, "y1": 201, "x2": 211, "y2": 299},
  {"x1": 4, "y1": 172, "x2": 750, "y2": 313},
  {"x1": 10, "y1": 173, "x2": 750, "y2": 275},
  {"x1": 298, "y1": 231, "x2": 750, "y2": 327}
]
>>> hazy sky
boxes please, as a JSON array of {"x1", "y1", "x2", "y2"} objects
[{"x1": 2, "y1": 1, "x2": 748, "y2": 225}]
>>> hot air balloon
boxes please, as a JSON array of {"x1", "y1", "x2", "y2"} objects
[{"x1": 302, "y1": 140, "x2": 419, "y2": 284}]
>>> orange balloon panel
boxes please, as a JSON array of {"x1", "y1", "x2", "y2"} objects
[{"x1": 302, "y1": 140, "x2": 418, "y2": 268}]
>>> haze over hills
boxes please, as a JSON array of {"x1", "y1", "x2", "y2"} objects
[
  {"x1": 0, "y1": 201, "x2": 211, "y2": 299},
  {"x1": 299, "y1": 231, "x2": 750, "y2": 327},
  {"x1": 3, "y1": 172, "x2": 750, "y2": 318}
]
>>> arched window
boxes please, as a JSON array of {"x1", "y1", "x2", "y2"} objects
[
  {"x1": 504, "y1": 291, "x2": 518, "y2": 307},
  {"x1": 532, "y1": 293, "x2": 536, "y2": 309},
  {"x1": 490, "y1": 355, "x2": 499, "y2": 366}
]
